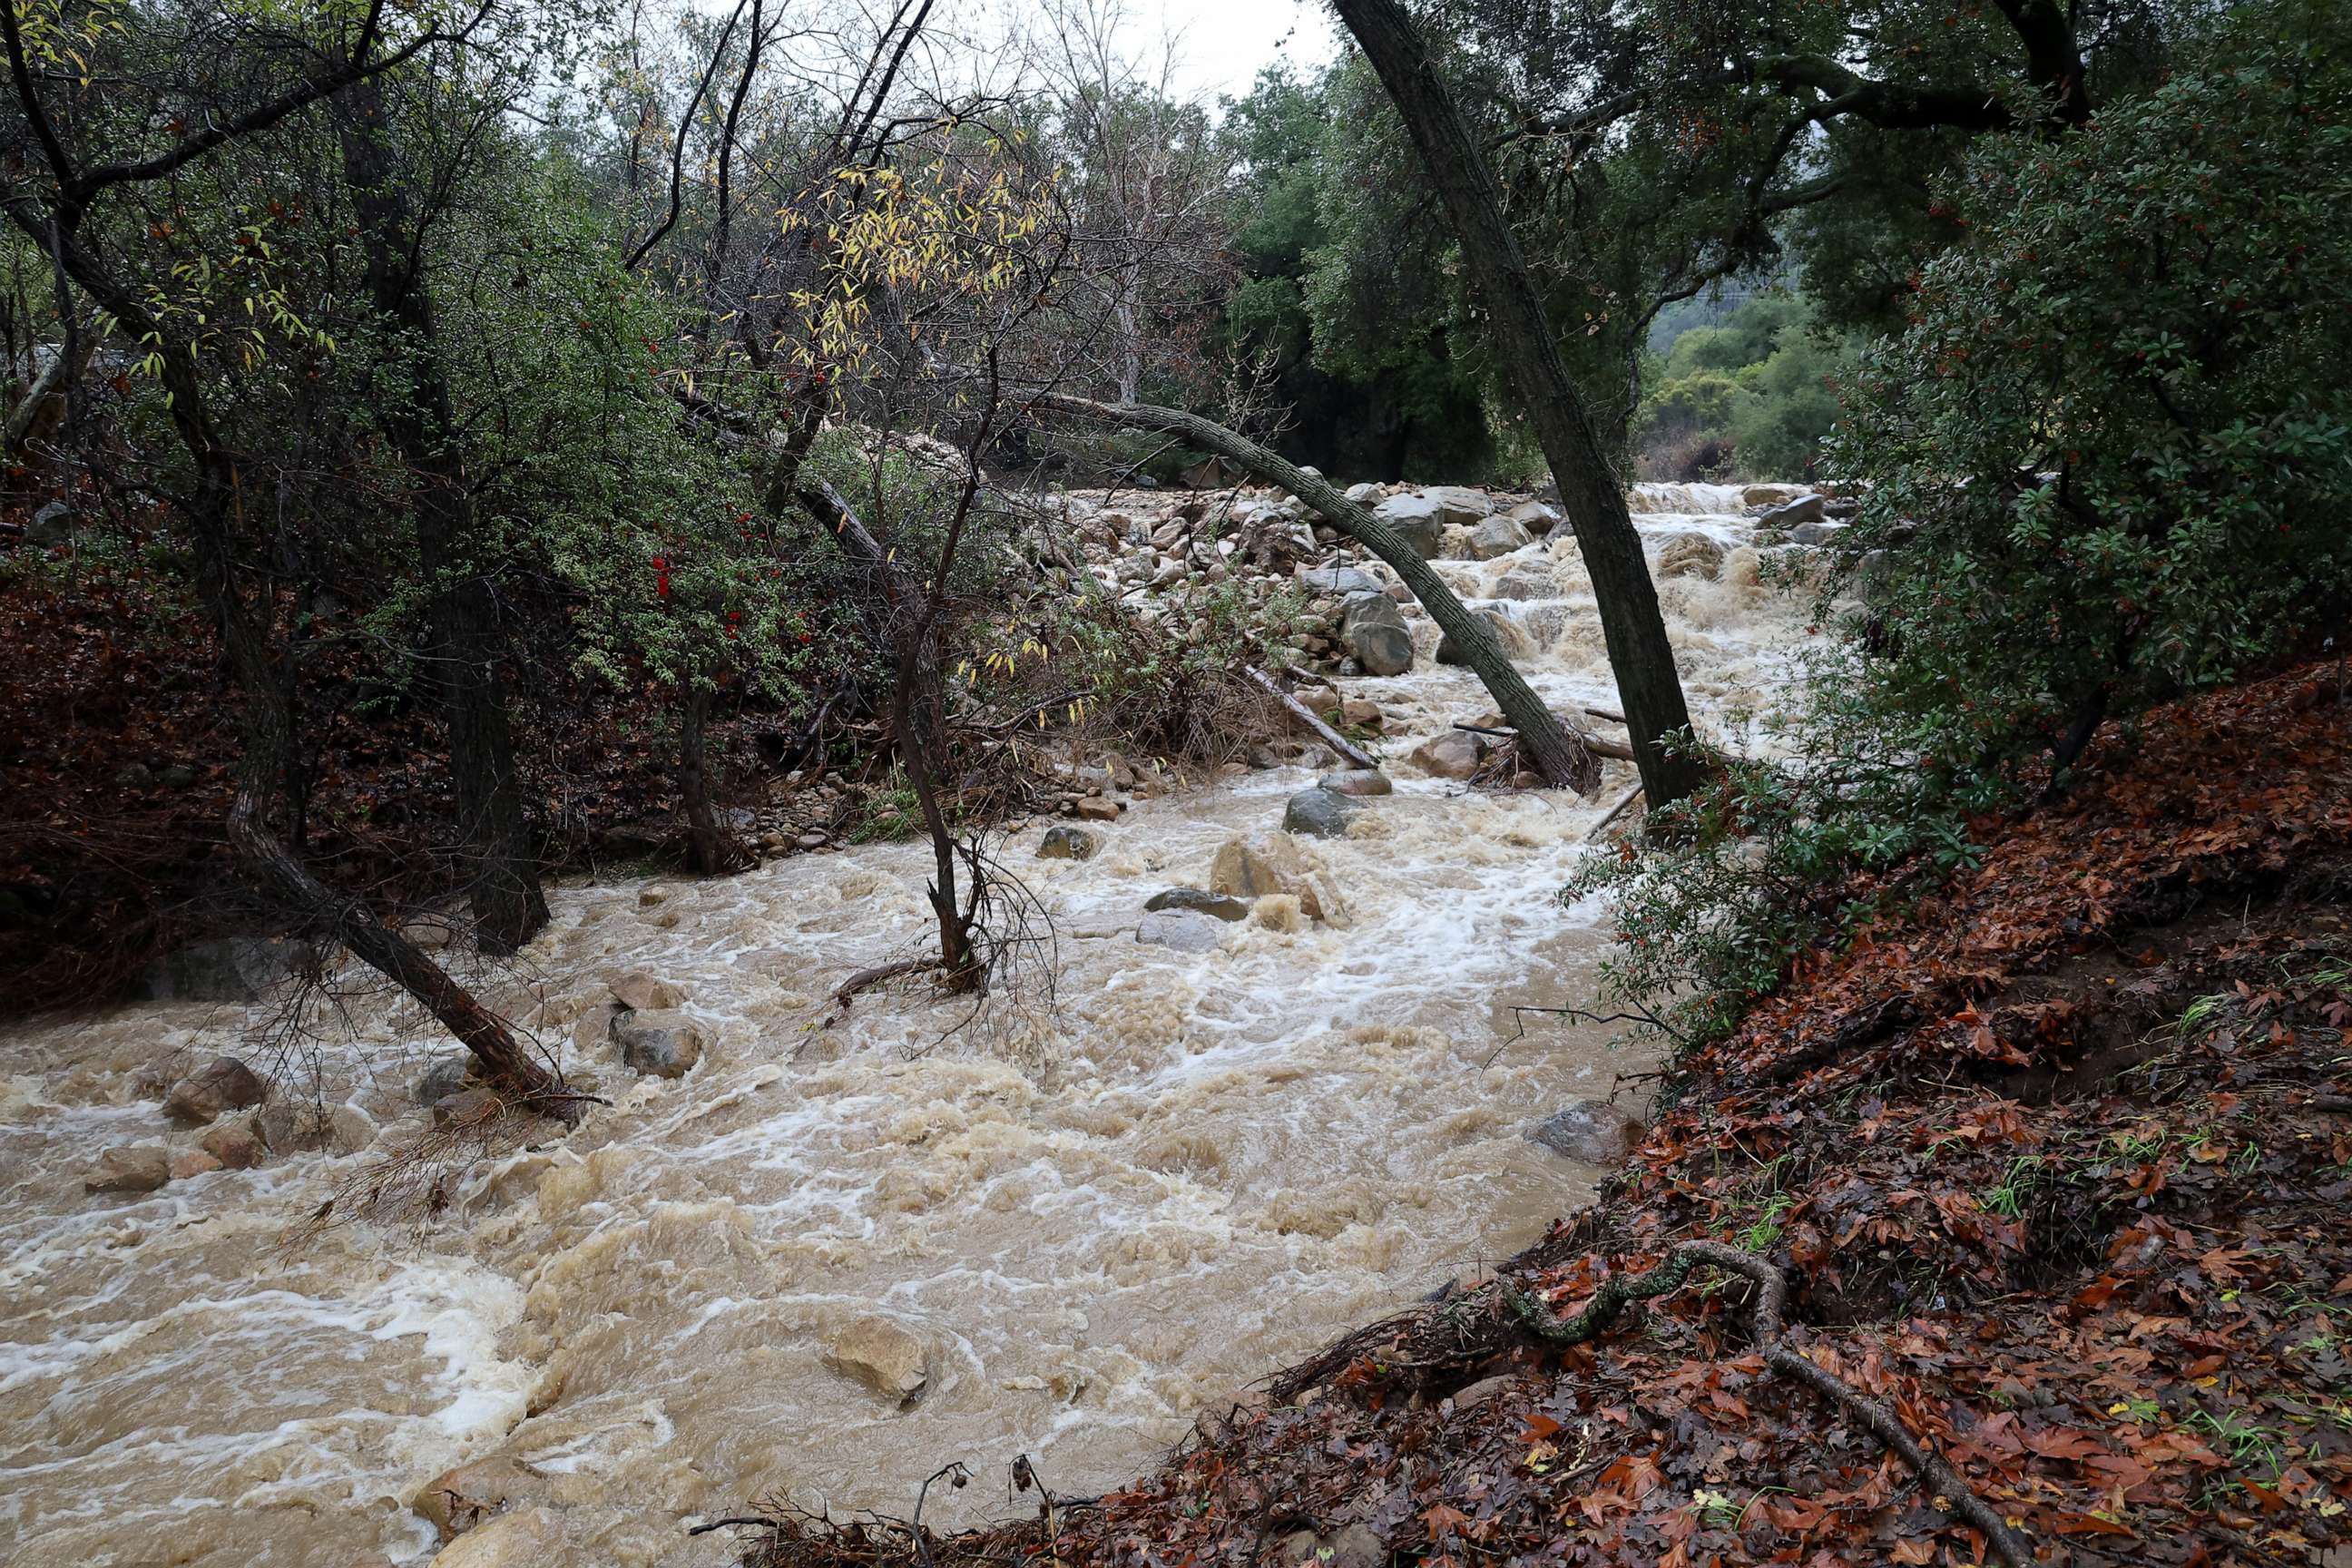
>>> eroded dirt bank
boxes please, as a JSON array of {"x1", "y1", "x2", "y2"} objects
[{"x1": 743, "y1": 664, "x2": 2352, "y2": 1568}]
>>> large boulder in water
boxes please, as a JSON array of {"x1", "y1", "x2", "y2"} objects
[
  {"x1": 1435, "y1": 610, "x2": 1532, "y2": 666},
  {"x1": 1036, "y1": 824, "x2": 1099, "y2": 860},
  {"x1": 162, "y1": 1055, "x2": 268, "y2": 1124},
  {"x1": 827, "y1": 1315, "x2": 930, "y2": 1404},
  {"x1": 1318, "y1": 769, "x2": 1392, "y2": 798},
  {"x1": 1341, "y1": 593, "x2": 1414, "y2": 677},
  {"x1": 1371, "y1": 495, "x2": 1444, "y2": 556},
  {"x1": 1466, "y1": 515, "x2": 1533, "y2": 560},
  {"x1": 609, "y1": 1008, "x2": 706, "y2": 1077},
  {"x1": 1144, "y1": 887, "x2": 1250, "y2": 921},
  {"x1": 1409, "y1": 730, "x2": 1485, "y2": 780},
  {"x1": 1137, "y1": 908, "x2": 1226, "y2": 952},
  {"x1": 1423, "y1": 485, "x2": 1493, "y2": 525},
  {"x1": 1525, "y1": 1100, "x2": 1646, "y2": 1163},
  {"x1": 1210, "y1": 832, "x2": 1347, "y2": 924},
  {"x1": 415, "y1": 1454, "x2": 550, "y2": 1543},
  {"x1": 1281, "y1": 786, "x2": 1361, "y2": 839},
  {"x1": 426, "y1": 1506, "x2": 564, "y2": 1567},
  {"x1": 609, "y1": 971, "x2": 686, "y2": 1011},
  {"x1": 1759, "y1": 493, "x2": 1827, "y2": 528},
  {"x1": 84, "y1": 1145, "x2": 171, "y2": 1195}
]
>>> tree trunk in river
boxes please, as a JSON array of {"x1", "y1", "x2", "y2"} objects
[
  {"x1": 1330, "y1": 0, "x2": 1706, "y2": 811},
  {"x1": 337, "y1": 81, "x2": 547, "y2": 953},
  {"x1": 1032, "y1": 393, "x2": 1603, "y2": 794}
]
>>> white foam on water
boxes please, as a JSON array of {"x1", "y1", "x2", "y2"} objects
[{"x1": 0, "y1": 487, "x2": 1807, "y2": 1566}]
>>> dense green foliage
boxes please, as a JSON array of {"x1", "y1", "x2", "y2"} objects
[
  {"x1": 1572, "y1": 13, "x2": 2352, "y2": 1053},
  {"x1": 1635, "y1": 294, "x2": 1857, "y2": 480}
]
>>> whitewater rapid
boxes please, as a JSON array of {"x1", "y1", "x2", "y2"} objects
[{"x1": 0, "y1": 485, "x2": 1808, "y2": 1566}]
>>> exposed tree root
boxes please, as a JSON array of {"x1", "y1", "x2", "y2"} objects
[{"x1": 1504, "y1": 1244, "x2": 2034, "y2": 1568}]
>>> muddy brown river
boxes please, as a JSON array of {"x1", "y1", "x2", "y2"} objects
[{"x1": 0, "y1": 484, "x2": 1807, "y2": 1565}]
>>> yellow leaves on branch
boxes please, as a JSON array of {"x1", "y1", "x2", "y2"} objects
[{"x1": 773, "y1": 154, "x2": 1055, "y2": 377}]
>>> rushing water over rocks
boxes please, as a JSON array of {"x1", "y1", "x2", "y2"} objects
[{"x1": 0, "y1": 489, "x2": 1815, "y2": 1566}]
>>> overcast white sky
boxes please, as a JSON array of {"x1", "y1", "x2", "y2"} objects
[{"x1": 1129, "y1": 0, "x2": 1340, "y2": 100}]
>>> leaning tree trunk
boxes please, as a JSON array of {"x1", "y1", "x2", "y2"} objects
[
  {"x1": 1331, "y1": 0, "x2": 1706, "y2": 811},
  {"x1": 338, "y1": 81, "x2": 547, "y2": 953},
  {"x1": 45, "y1": 233, "x2": 572, "y2": 1113},
  {"x1": 1032, "y1": 394, "x2": 1602, "y2": 793}
]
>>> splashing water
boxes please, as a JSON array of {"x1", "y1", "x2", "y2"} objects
[{"x1": 0, "y1": 496, "x2": 1809, "y2": 1566}]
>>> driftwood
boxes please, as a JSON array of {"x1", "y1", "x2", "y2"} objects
[
  {"x1": 1455, "y1": 720, "x2": 1636, "y2": 762},
  {"x1": 1504, "y1": 1244, "x2": 2034, "y2": 1568},
  {"x1": 1585, "y1": 781, "x2": 1645, "y2": 840},
  {"x1": 1250, "y1": 668, "x2": 1379, "y2": 772}
]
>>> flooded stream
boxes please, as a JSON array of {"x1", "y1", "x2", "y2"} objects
[{"x1": 0, "y1": 485, "x2": 1808, "y2": 1566}]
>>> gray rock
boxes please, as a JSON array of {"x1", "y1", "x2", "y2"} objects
[
  {"x1": 1788, "y1": 519, "x2": 1847, "y2": 546},
  {"x1": 1340, "y1": 593, "x2": 1414, "y2": 677},
  {"x1": 1423, "y1": 485, "x2": 1493, "y2": 525},
  {"x1": 1371, "y1": 495, "x2": 1444, "y2": 556},
  {"x1": 1759, "y1": 493, "x2": 1827, "y2": 527},
  {"x1": 1491, "y1": 563, "x2": 1562, "y2": 601},
  {"x1": 1318, "y1": 769, "x2": 1393, "y2": 798},
  {"x1": 160, "y1": 763, "x2": 199, "y2": 789},
  {"x1": 1295, "y1": 564, "x2": 1384, "y2": 597},
  {"x1": 1282, "y1": 787, "x2": 1362, "y2": 839},
  {"x1": 255, "y1": 1101, "x2": 330, "y2": 1155},
  {"x1": 412, "y1": 1054, "x2": 475, "y2": 1106},
  {"x1": 27, "y1": 500, "x2": 75, "y2": 544},
  {"x1": 1037, "y1": 824, "x2": 1100, "y2": 860},
  {"x1": 162, "y1": 1055, "x2": 269, "y2": 1124},
  {"x1": 1466, "y1": 515, "x2": 1533, "y2": 560},
  {"x1": 1507, "y1": 500, "x2": 1563, "y2": 534},
  {"x1": 1342, "y1": 481, "x2": 1383, "y2": 505},
  {"x1": 1143, "y1": 887, "x2": 1250, "y2": 922},
  {"x1": 200, "y1": 1119, "x2": 266, "y2": 1169},
  {"x1": 1136, "y1": 908, "x2": 1226, "y2": 952},
  {"x1": 1435, "y1": 610, "x2": 1531, "y2": 666},
  {"x1": 133, "y1": 936, "x2": 304, "y2": 1002},
  {"x1": 611, "y1": 1008, "x2": 706, "y2": 1077},
  {"x1": 1526, "y1": 1100, "x2": 1646, "y2": 1163},
  {"x1": 85, "y1": 1146, "x2": 171, "y2": 1194}
]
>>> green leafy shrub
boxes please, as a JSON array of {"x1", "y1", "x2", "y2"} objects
[{"x1": 1574, "y1": 16, "x2": 2352, "y2": 1057}]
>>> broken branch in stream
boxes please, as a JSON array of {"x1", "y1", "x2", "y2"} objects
[
  {"x1": 1250, "y1": 667, "x2": 1379, "y2": 772},
  {"x1": 1455, "y1": 720, "x2": 1636, "y2": 762},
  {"x1": 1502, "y1": 1244, "x2": 2034, "y2": 1568}
]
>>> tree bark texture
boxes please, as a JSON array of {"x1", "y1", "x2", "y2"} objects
[{"x1": 1331, "y1": 0, "x2": 1707, "y2": 810}]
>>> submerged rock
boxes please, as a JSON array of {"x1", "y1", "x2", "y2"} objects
[
  {"x1": 1409, "y1": 730, "x2": 1485, "y2": 780},
  {"x1": 85, "y1": 1146, "x2": 171, "y2": 1194},
  {"x1": 1138, "y1": 908, "x2": 1226, "y2": 952},
  {"x1": 133, "y1": 936, "x2": 304, "y2": 1002},
  {"x1": 1318, "y1": 769, "x2": 1393, "y2": 798},
  {"x1": 610, "y1": 1008, "x2": 706, "y2": 1078},
  {"x1": 1435, "y1": 609, "x2": 1532, "y2": 667},
  {"x1": 1037, "y1": 824, "x2": 1100, "y2": 860},
  {"x1": 609, "y1": 971, "x2": 686, "y2": 1011},
  {"x1": 162, "y1": 1055, "x2": 268, "y2": 1124},
  {"x1": 412, "y1": 1054, "x2": 475, "y2": 1106},
  {"x1": 415, "y1": 1454, "x2": 547, "y2": 1543},
  {"x1": 1143, "y1": 887, "x2": 1250, "y2": 921},
  {"x1": 1282, "y1": 787, "x2": 1361, "y2": 839},
  {"x1": 828, "y1": 1315, "x2": 929, "y2": 1404},
  {"x1": 200, "y1": 1119, "x2": 266, "y2": 1169},
  {"x1": 1526, "y1": 1100, "x2": 1646, "y2": 1163},
  {"x1": 1209, "y1": 832, "x2": 1347, "y2": 924},
  {"x1": 426, "y1": 1505, "x2": 563, "y2": 1567}
]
